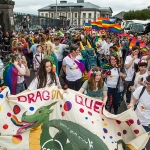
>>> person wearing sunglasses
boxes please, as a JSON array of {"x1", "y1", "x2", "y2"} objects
[{"x1": 128, "y1": 75, "x2": 150, "y2": 147}]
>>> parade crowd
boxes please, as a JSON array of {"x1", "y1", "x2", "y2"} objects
[{"x1": 0, "y1": 27, "x2": 150, "y2": 149}]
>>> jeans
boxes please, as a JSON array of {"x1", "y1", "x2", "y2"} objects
[
  {"x1": 107, "y1": 87, "x2": 121, "y2": 114},
  {"x1": 143, "y1": 125, "x2": 150, "y2": 132},
  {"x1": 123, "y1": 81, "x2": 132, "y2": 103},
  {"x1": 16, "y1": 83, "x2": 25, "y2": 94},
  {"x1": 58, "y1": 61, "x2": 62, "y2": 75},
  {"x1": 66, "y1": 78, "x2": 82, "y2": 91}
]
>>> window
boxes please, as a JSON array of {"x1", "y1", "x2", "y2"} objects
[
  {"x1": 83, "y1": 20, "x2": 86, "y2": 25},
  {"x1": 45, "y1": 13, "x2": 48, "y2": 18},
  {"x1": 88, "y1": 20, "x2": 91, "y2": 23},
  {"x1": 57, "y1": 13, "x2": 59, "y2": 18},
  {"x1": 83, "y1": 13, "x2": 86, "y2": 18},
  {"x1": 41, "y1": 13, "x2": 44, "y2": 16},
  {"x1": 75, "y1": 13, "x2": 77, "y2": 18},
  {"x1": 88, "y1": 13, "x2": 91, "y2": 18},
  {"x1": 62, "y1": 12, "x2": 65, "y2": 17},
  {"x1": 74, "y1": 19, "x2": 77, "y2": 25},
  {"x1": 41, "y1": 19, "x2": 44, "y2": 25},
  {"x1": 51, "y1": 13, "x2": 54, "y2": 18},
  {"x1": 68, "y1": 13, "x2": 70, "y2": 18}
]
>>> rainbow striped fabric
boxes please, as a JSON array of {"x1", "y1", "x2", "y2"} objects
[
  {"x1": 3, "y1": 63, "x2": 18, "y2": 95},
  {"x1": 110, "y1": 24, "x2": 122, "y2": 33},
  {"x1": 84, "y1": 18, "x2": 122, "y2": 33},
  {"x1": 141, "y1": 46, "x2": 149, "y2": 52},
  {"x1": 91, "y1": 22, "x2": 103, "y2": 30},
  {"x1": 11, "y1": 115, "x2": 23, "y2": 127},
  {"x1": 28, "y1": 36, "x2": 34, "y2": 45},
  {"x1": 102, "y1": 20, "x2": 114, "y2": 28},
  {"x1": 84, "y1": 23, "x2": 92, "y2": 31}
]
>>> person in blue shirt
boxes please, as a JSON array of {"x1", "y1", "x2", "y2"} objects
[{"x1": 28, "y1": 38, "x2": 39, "y2": 55}]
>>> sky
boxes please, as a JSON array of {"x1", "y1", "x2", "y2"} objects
[{"x1": 13, "y1": 0, "x2": 150, "y2": 16}]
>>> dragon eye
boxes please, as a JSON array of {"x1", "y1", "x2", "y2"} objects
[{"x1": 39, "y1": 110, "x2": 42, "y2": 114}]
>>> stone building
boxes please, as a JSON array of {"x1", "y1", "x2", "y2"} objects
[
  {"x1": 0, "y1": 0, "x2": 15, "y2": 33},
  {"x1": 38, "y1": 0, "x2": 113, "y2": 26}
]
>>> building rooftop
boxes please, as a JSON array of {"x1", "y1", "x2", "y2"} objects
[
  {"x1": 113, "y1": 11, "x2": 126, "y2": 19},
  {"x1": 38, "y1": 2, "x2": 112, "y2": 12}
]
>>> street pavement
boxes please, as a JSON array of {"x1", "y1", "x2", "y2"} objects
[{"x1": 27, "y1": 70, "x2": 150, "y2": 149}]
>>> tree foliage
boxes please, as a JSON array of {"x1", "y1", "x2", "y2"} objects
[{"x1": 123, "y1": 9, "x2": 150, "y2": 20}]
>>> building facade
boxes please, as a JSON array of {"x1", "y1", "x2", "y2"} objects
[
  {"x1": 0, "y1": 0, "x2": 15, "y2": 33},
  {"x1": 38, "y1": 0, "x2": 113, "y2": 27}
]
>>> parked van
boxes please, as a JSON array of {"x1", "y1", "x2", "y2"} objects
[
  {"x1": 129, "y1": 20, "x2": 150, "y2": 35},
  {"x1": 123, "y1": 20, "x2": 139, "y2": 33},
  {"x1": 123, "y1": 20, "x2": 150, "y2": 35}
]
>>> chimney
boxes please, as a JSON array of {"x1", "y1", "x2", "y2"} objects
[
  {"x1": 60, "y1": 0, "x2": 67, "y2": 3},
  {"x1": 77, "y1": 0, "x2": 84, "y2": 3}
]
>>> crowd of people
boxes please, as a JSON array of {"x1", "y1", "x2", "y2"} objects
[{"x1": 0, "y1": 27, "x2": 150, "y2": 149}]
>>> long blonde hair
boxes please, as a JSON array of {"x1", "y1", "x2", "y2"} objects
[
  {"x1": 44, "y1": 41, "x2": 55, "y2": 57},
  {"x1": 12, "y1": 40, "x2": 18, "y2": 48}
]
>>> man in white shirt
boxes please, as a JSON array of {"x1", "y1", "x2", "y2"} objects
[
  {"x1": 101, "y1": 36, "x2": 113, "y2": 63},
  {"x1": 54, "y1": 38, "x2": 69, "y2": 74},
  {"x1": 128, "y1": 76, "x2": 150, "y2": 150},
  {"x1": 99, "y1": 35, "x2": 106, "y2": 47},
  {"x1": 123, "y1": 46, "x2": 140, "y2": 103}
]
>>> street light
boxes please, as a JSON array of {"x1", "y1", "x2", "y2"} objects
[
  {"x1": 56, "y1": 0, "x2": 57, "y2": 19},
  {"x1": 70, "y1": 7, "x2": 72, "y2": 27}
]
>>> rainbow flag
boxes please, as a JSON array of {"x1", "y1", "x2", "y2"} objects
[
  {"x1": 129, "y1": 37, "x2": 146, "y2": 49},
  {"x1": 141, "y1": 46, "x2": 149, "y2": 52},
  {"x1": 91, "y1": 22, "x2": 98, "y2": 30},
  {"x1": 28, "y1": 36, "x2": 34, "y2": 45},
  {"x1": 97, "y1": 17, "x2": 109, "y2": 23},
  {"x1": 3, "y1": 63, "x2": 18, "y2": 95},
  {"x1": 110, "y1": 24, "x2": 122, "y2": 33},
  {"x1": 102, "y1": 20, "x2": 114, "y2": 28},
  {"x1": 91, "y1": 22, "x2": 103, "y2": 30},
  {"x1": 84, "y1": 23, "x2": 92, "y2": 31}
]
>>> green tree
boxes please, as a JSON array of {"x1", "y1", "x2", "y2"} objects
[{"x1": 123, "y1": 8, "x2": 150, "y2": 20}]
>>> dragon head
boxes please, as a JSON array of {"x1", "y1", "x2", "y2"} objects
[{"x1": 17, "y1": 102, "x2": 57, "y2": 134}]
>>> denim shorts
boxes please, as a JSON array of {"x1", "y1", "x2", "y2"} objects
[
  {"x1": 143, "y1": 125, "x2": 150, "y2": 132},
  {"x1": 16, "y1": 83, "x2": 25, "y2": 94}
]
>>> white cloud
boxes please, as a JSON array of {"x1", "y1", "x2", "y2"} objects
[{"x1": 13, "y1": 0, "x2": 150, "y2": 16}]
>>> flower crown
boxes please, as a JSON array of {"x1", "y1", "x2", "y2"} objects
[
  {"x1": 91, "y1": 70, "x2": 101, "y2": 74},
  {"x1": 138, "y1": 60, "x2": 147, "y2": 64}
]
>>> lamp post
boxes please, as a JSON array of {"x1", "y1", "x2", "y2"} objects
[
  {"x1": 56, "y1": 0, "x2": 57, "y2": 19},
  {"x1": 70, "y1": 7, "x2": 72, "y2": 27}
]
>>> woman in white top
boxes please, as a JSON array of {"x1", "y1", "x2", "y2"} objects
[
  {"x1": 104, "y1": 54, "x2": 126, "y2": 114},
  {"x1": 27, "y1": 59, "x2": 61, "y2": 91},
  {"x1": 128, "y1": 76, "x2": 150, "y2": 150},
  {"x1": 4, "y1": 54, "x2": 30, "y2": 94},
  {"x1": 62, "y1": 44, "x2": 84, "y2": 91},
  {"x1": 134, "y1": 60, "x2": 148, "y2": 89}
]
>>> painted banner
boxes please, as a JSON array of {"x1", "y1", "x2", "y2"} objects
[{"x1": 0, "y1": 86, "x2": 149, "y2": 150}]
